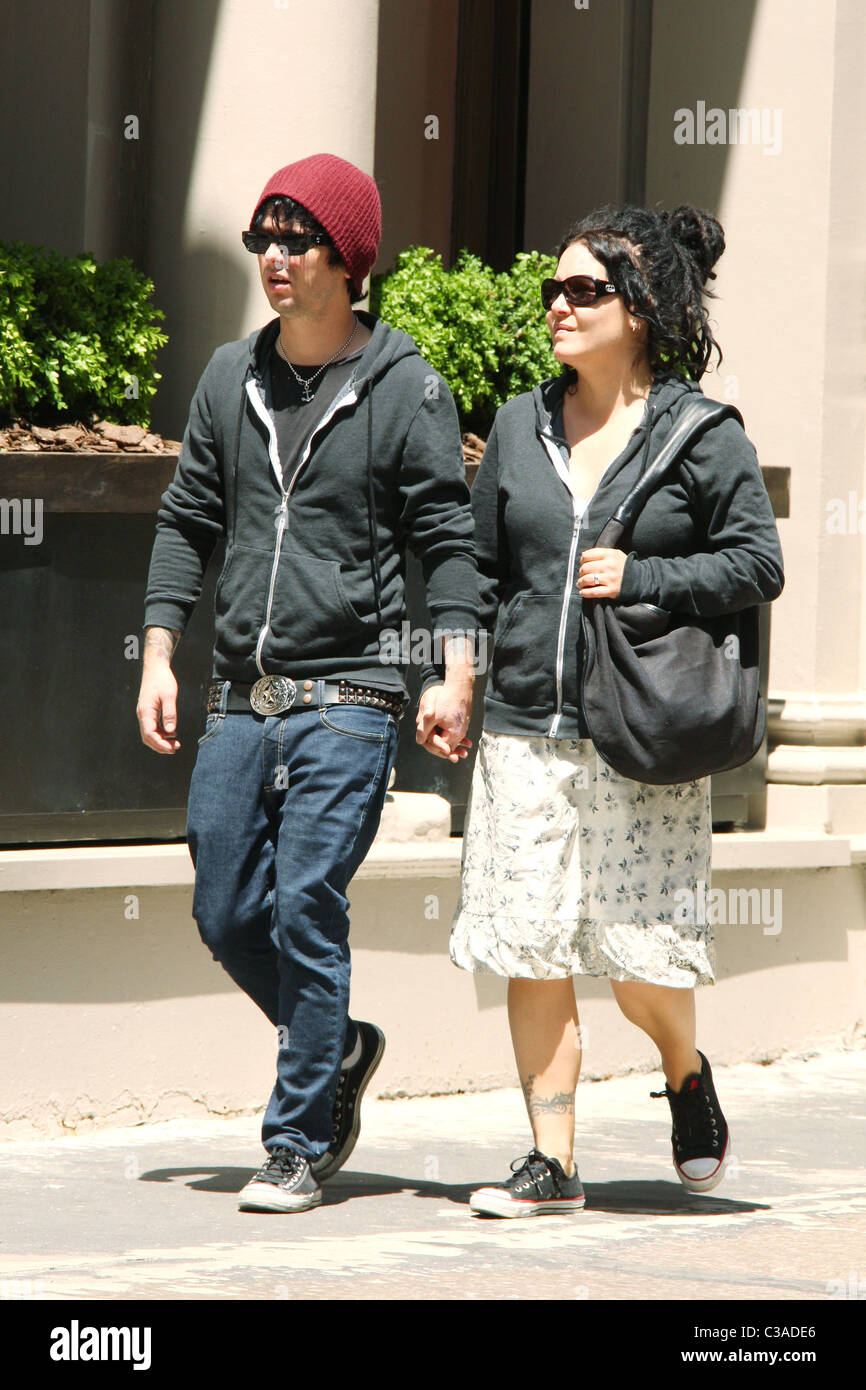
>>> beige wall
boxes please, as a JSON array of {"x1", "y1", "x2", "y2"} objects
[
  {"x1": 2, "y1": 857, "x2": 864, "y2": 1137},
  {"x1": 645, "y1": 0, "x2": 866, "y2": 702}
]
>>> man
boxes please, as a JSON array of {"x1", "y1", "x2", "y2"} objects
[{"x1": 138, "y1": 153, "x2": 478, "y2": 1213}]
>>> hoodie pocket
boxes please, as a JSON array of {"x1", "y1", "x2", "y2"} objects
[
  {"x1": 213, "y1": 544, "x2": 271, "y2": 658},
  {"x1": 266, "y1": 547, "x2": 373, "y2": 659},
  {"x1": 491, "y1": 593, "x2": 561, "y2": 711}
]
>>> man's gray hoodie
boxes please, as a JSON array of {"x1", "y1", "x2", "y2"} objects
[{"x1": 144, "y1": 312, "x2": 479, "y2": 692}]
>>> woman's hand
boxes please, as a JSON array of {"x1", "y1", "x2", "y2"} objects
[{"x1": 577, "y1": 547, "x2": 628, "y2": 600}]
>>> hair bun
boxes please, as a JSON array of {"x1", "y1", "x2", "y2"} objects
[{"x1": 669, "y1": 206, "x2": 725, "y2": 281}]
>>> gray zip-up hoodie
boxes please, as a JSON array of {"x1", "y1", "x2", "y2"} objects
[
  {"x1": 144, "y1": 312, "x2": 479, "y2": 691},
  {"x1": 473, "y1": 370, "x2": 785, "y2": 738}
]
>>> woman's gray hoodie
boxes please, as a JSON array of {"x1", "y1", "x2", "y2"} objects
[{"x1": 473, "y1": 371, "x2": 784, "y2": 738}]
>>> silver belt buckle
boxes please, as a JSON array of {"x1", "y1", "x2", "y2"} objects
[{"x1": 249, "y1": 675, "x2": 297, "y2": 715}]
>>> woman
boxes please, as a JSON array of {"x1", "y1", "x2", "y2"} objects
[{"x1": 451, "y1": 204, "x2": 785, "y2": 1218}]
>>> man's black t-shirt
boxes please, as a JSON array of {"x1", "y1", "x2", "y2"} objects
[{"x1": 269, "y1": 344, "x2": 363, "y2": 478}]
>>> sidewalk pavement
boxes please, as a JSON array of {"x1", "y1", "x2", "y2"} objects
[{"x1": 1, "y1": 1044, "x2": 864, "y2": 1302}]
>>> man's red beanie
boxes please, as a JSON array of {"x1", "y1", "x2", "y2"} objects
[{"x1": 251, "y1": 153, "x2": 381, "y2": 299}]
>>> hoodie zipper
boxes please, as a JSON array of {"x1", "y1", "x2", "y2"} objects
[
  {"x1": 539, "y1": 429, "x2": 584, "y2": 738},
  {"x1": 244, "y1": 373, "x2": 361, "y2": 677},
  {"x1": 550, "y1": 508, "x2": 584, "y2": 737},
  {"x1": 539, "y1": 402, "x2": 655, "y2": 738}
]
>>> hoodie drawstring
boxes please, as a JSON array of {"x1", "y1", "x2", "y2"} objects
[{"x1": 366, "y1": 386, "x2": 383, "y2": 627}]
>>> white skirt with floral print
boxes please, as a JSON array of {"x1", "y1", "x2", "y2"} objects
[{"x1": 450, "y1": 731, "x2": 714, "y2": 988}]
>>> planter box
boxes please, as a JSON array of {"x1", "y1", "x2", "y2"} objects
[{"x1": 0, "y1": 452, "x2": 222, "y2": 846}]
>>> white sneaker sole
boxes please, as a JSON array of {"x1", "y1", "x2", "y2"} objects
[
  {"x1": 237, "y1": 1180, "x2": 323, "y2": 1213},
  {"x1": 469, "y1": 1189, "x2": 586, "y2": 1218},
  {"x1": 674, "y1": 1132, "x2": 731, "y2": 1193}
]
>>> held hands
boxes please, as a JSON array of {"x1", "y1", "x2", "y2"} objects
[
  {"x1": 415, "y1": 677, "x2": 474, "y2": 762},
  {"x1": 577, "y1": 547, "x2": 628, "y2": 600}
]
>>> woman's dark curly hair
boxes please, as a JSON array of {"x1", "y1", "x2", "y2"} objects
[{"x1": 556, "y1": 204, "x2": 725, "y2": 381}]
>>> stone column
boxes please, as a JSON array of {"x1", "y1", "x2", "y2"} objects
[{"x1": 145, "y1": 0, "x2": 381, "y2": 437}]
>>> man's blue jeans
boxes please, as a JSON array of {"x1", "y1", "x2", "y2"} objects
[{"x1": 186, "y1": 679, "x2": 399, "y2": 1161}]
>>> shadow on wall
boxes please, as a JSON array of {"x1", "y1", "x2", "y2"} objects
[
  {"x1": 0, "y1": 868, "x2": 862, "y2": 1004},
  {"x1": 643, "y1": 0, "x2": 760, "y2": 212}
]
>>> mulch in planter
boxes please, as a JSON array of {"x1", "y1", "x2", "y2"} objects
[{"x1": 0, "y1": 419, "x2": 182, "y2": 454}]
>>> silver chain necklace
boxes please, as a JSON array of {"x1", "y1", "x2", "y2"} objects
[{"x1": 276, "y1": 315, "x2": 359, "y2": 403}]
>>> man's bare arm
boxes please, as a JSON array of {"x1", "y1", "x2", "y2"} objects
[{"x1": 143, "y1": 626, "x2": 180, "y2": 665}]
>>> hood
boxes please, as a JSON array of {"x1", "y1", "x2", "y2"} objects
[
  {"x1": 535, "y1": 369, "x2": 705, "y2": 439},
  {"x1": 534, "y1": 369, "x2": 708, "y2": 486}
]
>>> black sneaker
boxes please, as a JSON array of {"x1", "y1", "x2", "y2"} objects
[
  {"x1": 469, "y1": 1149, "x2": 586, "y2": 1218},
  {"x1": 651, "y1": 1050, "x2": 730, "y2": 1193},
  {"x1": 310, "y1": 1021, "x2": 385, "y2": 1183},
  {"x1": 237, "y1": 1149, "x2": 323, "y2": 1213}
]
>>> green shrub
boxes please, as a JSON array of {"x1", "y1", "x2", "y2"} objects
[
  {"x1": 0, "y1": 241, "x2": 168, "y2": 427},
  {"x1": 370, "y1": 246, "x2": 558, "y2": 436}
]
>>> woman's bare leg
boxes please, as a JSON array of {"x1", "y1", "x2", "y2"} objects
[
  {"x1": 608, "y1": 979, "x2": 701, "y2": 1088},
  {"x1": 507, "y1": 977, "x2": 582, "y2": 1174}
]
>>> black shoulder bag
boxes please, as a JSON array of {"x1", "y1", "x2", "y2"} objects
[{"x1": 580, "y1": 398, "x2": 765, "y2": 784}]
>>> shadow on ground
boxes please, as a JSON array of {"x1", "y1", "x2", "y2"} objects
[{"x1": 139, "y1": 1166, "x2": 767, "y2": 1216}]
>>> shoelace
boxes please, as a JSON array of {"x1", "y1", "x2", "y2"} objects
[
  {"x1": 509, "y1": 1149, "x2": 553, "y2": 1197},
  {"x1": 651, "y1": 1078, "x2": 720, "y2": 1150},
  {"x1": 330, "y1": 1073, "x2": 345, "y2": 1142},
  {"x1": 262, "y1": 1149, "x2": 305, "y2": 1181}
]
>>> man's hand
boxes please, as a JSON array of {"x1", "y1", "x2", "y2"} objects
[
  {"x1": 415, "y1": 632, "x2": 475, "y2": 762},
  {"x1": 416, "y1": 679, "x2": 473, "y2": 761},
  {"x1": 137, "y1": 627, "x2": 182, "y2": 754}
]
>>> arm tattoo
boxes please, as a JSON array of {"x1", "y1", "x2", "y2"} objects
[
  {"x1": 143, "y1": 626, "x2": 180, "y2": 663},
  {"x1": 521, "y1": 1072, "x2": 575, "y2": 1120}
]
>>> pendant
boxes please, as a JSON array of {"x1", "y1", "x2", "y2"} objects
[{"x1": 300, "y1": 380, "x2": 314, "y2": 403}]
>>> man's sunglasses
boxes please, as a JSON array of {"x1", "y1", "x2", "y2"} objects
[
  {"x1": 241, "y1": 230, "x2": 331, "y2": 255},
  {"x1": 541, "y1": 276, "x2": 619, "y2": 310}
]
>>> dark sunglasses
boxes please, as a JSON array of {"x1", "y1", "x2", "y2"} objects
[
  {"x1": 541, "y1": 275, "x2": 619, "y2": 310},
  {"x1": 241, "y1": 230, "x2": 331, "y2": 256}
]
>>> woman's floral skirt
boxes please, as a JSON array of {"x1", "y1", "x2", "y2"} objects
[{"x1": 450, "y1": 731, "x2": 715, "y2": 987}]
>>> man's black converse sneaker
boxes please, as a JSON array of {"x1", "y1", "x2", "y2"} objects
[
  {"x1": 469, "y1": 1149, "x2": 586, "y2": 1218},
  {"x1": 238, "y1": 1149, "x2": 322, "y2": 1213},
  {"x1": 310, "y1": 1020, "x2": 385, "y2": 1182},
  {"x1": 651, "y1": 1050, "x2": 730, "y2": 1193}
]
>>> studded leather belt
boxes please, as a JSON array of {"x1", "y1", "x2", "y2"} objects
[{"x1": 207, "y1": 676, "x2": 408, "y2": 719}]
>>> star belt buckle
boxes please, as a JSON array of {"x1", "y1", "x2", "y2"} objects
[{"x1": 249, "y1": 675, "x2": 297, "y2": 715}]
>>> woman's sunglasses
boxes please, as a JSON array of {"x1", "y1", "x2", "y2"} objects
[
  {"x1": 541, "y1": 276, "x2": 619, "y2": 311},
  {"x1": 242, "y1": 230, "x2": 331, "y2": 255}
]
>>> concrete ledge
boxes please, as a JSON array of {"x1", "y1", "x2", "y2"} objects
[{"x1": 1, "y1": 827, "x2": 859, "y2": 892}]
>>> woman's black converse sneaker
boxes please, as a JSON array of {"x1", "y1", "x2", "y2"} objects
[
  {"x1": 238, "y1": 1149, "x2": 322, "y2": 1213},
  {"x1": 311, "y1": 1021, "x2": 385, "y2": 1183},
  {"x1": 469, "y1": 1149, "x2": 586, "y2": 1218},
  {"x1": 651, "y1": 1050, "x2": 730, "y2": 1193}
]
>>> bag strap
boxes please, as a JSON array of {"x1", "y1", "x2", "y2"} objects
[{"x1": 597, "y1": 397, "x2": 743, "y2": 547}]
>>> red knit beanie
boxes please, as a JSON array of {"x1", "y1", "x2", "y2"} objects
[{"x1": 251, "y1": 153, "x2": 381, "y2": 298}]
